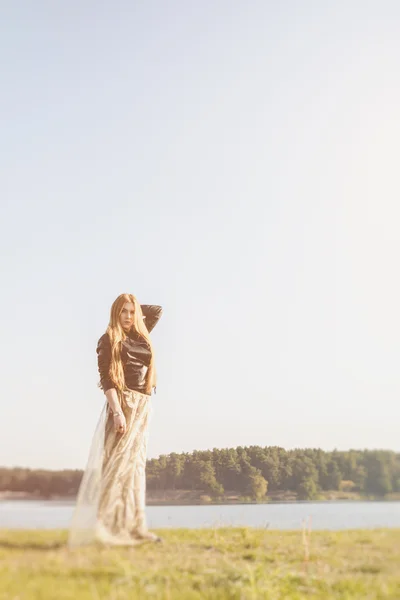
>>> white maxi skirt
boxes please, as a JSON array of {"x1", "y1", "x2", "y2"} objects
[{"x1": 68, "y1": 388, "x2": 156, "y2": 547}]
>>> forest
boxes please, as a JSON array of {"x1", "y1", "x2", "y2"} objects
[{"x1": 1, "y1": 446, "x2": 399, "y2": 501}]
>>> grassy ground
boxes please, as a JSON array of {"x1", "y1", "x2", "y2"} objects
[{"x1": 0, "y1": 528, "x2": 399, "y2": 599}]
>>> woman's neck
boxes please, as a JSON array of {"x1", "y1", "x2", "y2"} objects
[{"x1": 125, "y1": 327, "x2": 138, "y2": 337}]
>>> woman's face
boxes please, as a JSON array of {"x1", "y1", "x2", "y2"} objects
[{"x1": 119, "y1": 301, "x2": 135, "y2": 331}]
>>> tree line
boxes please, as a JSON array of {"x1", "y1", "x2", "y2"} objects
[{"x1": 1, "y1": 447, "x2": 399, "y2": 500}]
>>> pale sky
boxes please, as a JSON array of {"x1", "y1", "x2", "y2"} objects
[{"x1": 1, "y1": 1, "x2": 399, "y2": 469}]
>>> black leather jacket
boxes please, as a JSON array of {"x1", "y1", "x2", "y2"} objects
[{"x1": 97, "y1": 304, "x2": 162, "y2": 394}]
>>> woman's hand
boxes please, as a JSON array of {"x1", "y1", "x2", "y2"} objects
[{"x1": 113, "y1": 412, "x2": 127, "y2": 435}]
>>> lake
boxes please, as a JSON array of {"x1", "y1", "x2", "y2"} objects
[{"x1": 1, "y1": 500, "x2": 399, "y2": 530}]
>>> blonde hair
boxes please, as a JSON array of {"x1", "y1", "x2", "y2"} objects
[{"x1": 106, "y1": 293, "x2": 156, "y2": 395}]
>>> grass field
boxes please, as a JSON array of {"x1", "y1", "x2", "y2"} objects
[{"x1": 0, "y1": 528, "x2": 399, "y2": 599}]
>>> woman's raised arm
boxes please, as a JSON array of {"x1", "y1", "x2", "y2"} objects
[{"x1": 140, "y1": 305, "x2": 163, "y2": 333}]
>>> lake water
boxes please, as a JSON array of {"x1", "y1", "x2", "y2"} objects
[{"x1": 1, "y1": 500, "x2": 399, "y2": 530}]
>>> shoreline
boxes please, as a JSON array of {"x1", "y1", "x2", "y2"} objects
[{"x1": 1, "y1": 491, "x2": 399, "y2": 504}]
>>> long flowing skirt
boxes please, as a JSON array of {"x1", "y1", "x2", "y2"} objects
[{"x1": 68, "y1": 388, "x2": 155, "y2": 547}]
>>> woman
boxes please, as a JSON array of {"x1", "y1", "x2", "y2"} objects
[{"x1": 68, "y1": 293, "x2": 163, "y2": 547}]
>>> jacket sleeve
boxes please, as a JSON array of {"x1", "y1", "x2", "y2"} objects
[
  {"x1": 96, "y1": 333, "x2": 115, "y2": 392},
  {"x1": 141, "y1": 304, "x2": 163, "y2": 333}
]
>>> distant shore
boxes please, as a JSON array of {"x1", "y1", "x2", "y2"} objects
[{"x1": 1, "y1": 489, "x2": 399, "y2": 504}]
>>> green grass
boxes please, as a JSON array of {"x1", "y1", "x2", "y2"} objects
[{"x1": 0, "y1": 528, "x2": 399, "y2": 599}]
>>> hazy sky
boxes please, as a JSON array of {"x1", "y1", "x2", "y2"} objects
[{"x1": 1, "y1": 1, "x2": 399, "y2": 469}]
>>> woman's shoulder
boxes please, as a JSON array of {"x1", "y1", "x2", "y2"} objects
[{"x1": 97, "y1": 331, "x2": 111, "y2": 350}]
